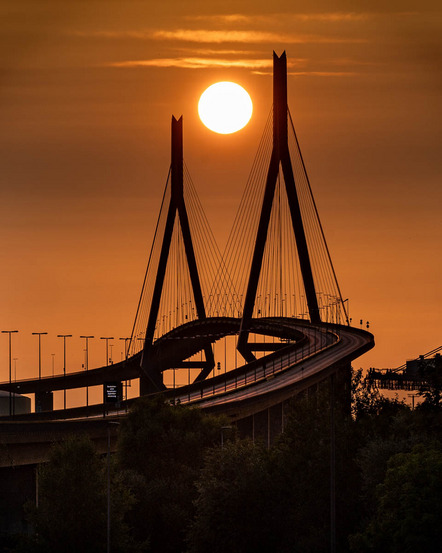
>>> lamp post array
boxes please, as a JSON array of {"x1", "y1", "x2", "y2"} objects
[
  {"x1": 13, "y1": 358, "x2": 18, "y2": 381},
  {"x1": 119, "y1": 337, "x2": 131, "y2": 404},
  {"x1": 80, "y1": 335, "x2": 94, "y2": 408},
  {"x1": 1, "y1": 331, "x2": 135, "y2": 414},
  {"x1": 57, "y1": 334, "x2": 72, "y2": 410},
  {"x1": 32, "y1": 331, "x2": 47, "y2": 379},
  {"x1": 100, "y1": 337, "x2": 114, "y2": 367},
  {"x1": 119, "y1": 337, "x2": 130, "y2": 360},
  {"x1": 1, "y1": 330, "x2": 18, "y2": 416}
]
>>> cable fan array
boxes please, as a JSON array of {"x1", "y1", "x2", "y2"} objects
[
  {"x1": 127, "y1": 165, "x2": 225, "y2": 357},
  {"x1": 215, "y1": 107, "x2": 348, "y2": 325},
  {"x1": 129, "y1": 103, "x2": 348, "y2": 361},
  {"x1": 287, "y1": 108, "x2": 348, "y2": 324},
  {"x1": 210, "y1": 110, "x2": 274, "y2": 319}
]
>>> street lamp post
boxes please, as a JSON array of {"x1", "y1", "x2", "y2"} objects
[
  {"x1": 119, "y1": 337, "x2": 131, "y2": 406},
  {"x1": 32, "y1": 332, "x2": 48, "y2": 379},
  {"x1": 107, "y1": 421, "x2": 120, "y2": 553},
  {"x1": 119, "y1": 337, "x2": 130, "y2": 360},
  {"x1": 342, "y1": 298, "x2": 350, "y2": 326},
  {"x1": 100, "y1": 337, "x2": 114, "y2": 367},
  {"x1": 2, "y1": 330, "x2": 18, "y2": 417},
  {"x1": 13, "y1": 358, "x2": 18, "y2": 382},
  {"x1": 57, "y1": 334, "x2": 72, "y2": 410},
  {"x1": 80, "y1": 335, "x2": 94, "y2": 408}
]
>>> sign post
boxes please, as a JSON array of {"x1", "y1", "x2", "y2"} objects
[{"x1": 103, "y1": 382, "x2": 122, "y2": 415}]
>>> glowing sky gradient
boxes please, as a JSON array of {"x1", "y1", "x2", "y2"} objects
[{"x1": 0, "y1": 1, "x2": 441, "y2": 401}]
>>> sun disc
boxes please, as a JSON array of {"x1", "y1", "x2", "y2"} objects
[{"x1": 198, "y1": 82, "x2": 253, "y2": 134}]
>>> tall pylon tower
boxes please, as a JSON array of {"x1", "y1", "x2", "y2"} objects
[
  {"x1": 238, "y1": 51, "x2": 321, "y2": 362},
  {"x1": 140, "y1": 116, "x2": 215, "y2": 392}
]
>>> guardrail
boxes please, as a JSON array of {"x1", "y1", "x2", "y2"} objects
[
  {"x1": 171, "y1": 323, "x2": 339, "y2": 404},
  {"x1": 1, "y1": 320, "x2": 347, "y2": 421}
]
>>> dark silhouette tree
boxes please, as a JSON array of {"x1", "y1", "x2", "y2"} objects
[
  {"x1": 117, "y1": 396, "x2": 226, "y2": 553},
  {"x1": 350, "y1": 446, "x2": 442, "y2": 553},
  {"x1": 22, "y1": 435, "x2": 138, "y2": 553},
  {"x1": 187, "y1": 439, "x2": 287, "y2": 553},
  {"x1": 417, "y1": 354, "x2": 442, "y2": 409}
]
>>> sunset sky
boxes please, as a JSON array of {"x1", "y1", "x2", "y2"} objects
[{"x1": 1, "y1": 1, "x2": 441, "y2": 394}]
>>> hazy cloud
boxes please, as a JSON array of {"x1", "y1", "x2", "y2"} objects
[
  {"x1": 108, "y1": 57, "x2": 358, "y2": 76},
  {"x1": 252, "y1": 70, "x2": 358, "y2": 76},
  {"x1": 151, "y1": 29, "x2": 367, "y2": 44},
  {"x1": 288, "y1": 70, "x2": 358, "y2": 76},
  {"x1": 186, "y1": 12, "x2": 372, "y2": 24},
  {"x1": 69, "y1": 30, "x2": 152, "y2": 39},
  {"x1": 70, "y1": 28, "x2": 367, "y2": 45},
  {"x1": 109, "y1": 57, "x2": 273, "y2": 69}
]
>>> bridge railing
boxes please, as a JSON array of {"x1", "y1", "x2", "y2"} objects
[
  {"x1": 173, "y1": 325, "x2": 339, "y2": 405},
  {"x1": 2, "y1": 323, "x2": 342, "y2": 420}
]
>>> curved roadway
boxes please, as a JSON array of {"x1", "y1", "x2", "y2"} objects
[
  {"x1": 0, "y1": 318, "x2": 373, "y2": 466},
  {"x1": 0, "y1": 317, "x2": 374, "y2": 420},
  {"x1": 170, "y1": 319, "x2": 373, "y2": 417}
]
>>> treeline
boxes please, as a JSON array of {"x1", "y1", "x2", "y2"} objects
[{"x1": 3, "y1": 369, "x2": 442, "y2": 553}]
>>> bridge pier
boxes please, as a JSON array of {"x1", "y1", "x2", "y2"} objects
[
  {"x1": 236, "y1": 403, "x2": 285, "y2": 447},
  {"x1": 35, "y1": 391, "x2": 53, "y2": 413},
  {"x1": 0, "y1": 419, "x2": 120, "y2": 535},
  {"x1": 139, "y1": 374, "x2": 164, "y2": 396},
  {"x1": 233, "y1": 362, "x2": 352, "y2": 446}
]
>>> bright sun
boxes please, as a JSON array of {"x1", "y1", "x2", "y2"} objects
[{"x1": 198, "y1": 82, "x2": 253, "y2": 134}]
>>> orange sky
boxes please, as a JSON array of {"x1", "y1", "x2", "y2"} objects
[{"x1": 0, "y1": 1, "x2": 441, "y2": 400}]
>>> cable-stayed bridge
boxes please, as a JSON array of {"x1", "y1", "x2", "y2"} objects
[{"x1": 0, "y1": 53, "x2": 374, "y2": 458}]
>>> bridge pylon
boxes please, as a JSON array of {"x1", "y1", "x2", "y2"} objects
[
  {"x1": 238, "y1": 51, "x2": 321, "y2": 362},
  {"x1": 140, "y1": 116, "x2": 215, "y2": 393}
]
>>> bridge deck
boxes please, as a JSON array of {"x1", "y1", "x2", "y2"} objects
[{"x1": 0, "y1": 319, "x2": 374, "y2": 467}]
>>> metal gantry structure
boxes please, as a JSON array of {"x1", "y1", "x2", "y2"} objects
[{"x1": 367, "y1": 346, "x2": 442, "y2": 391}]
